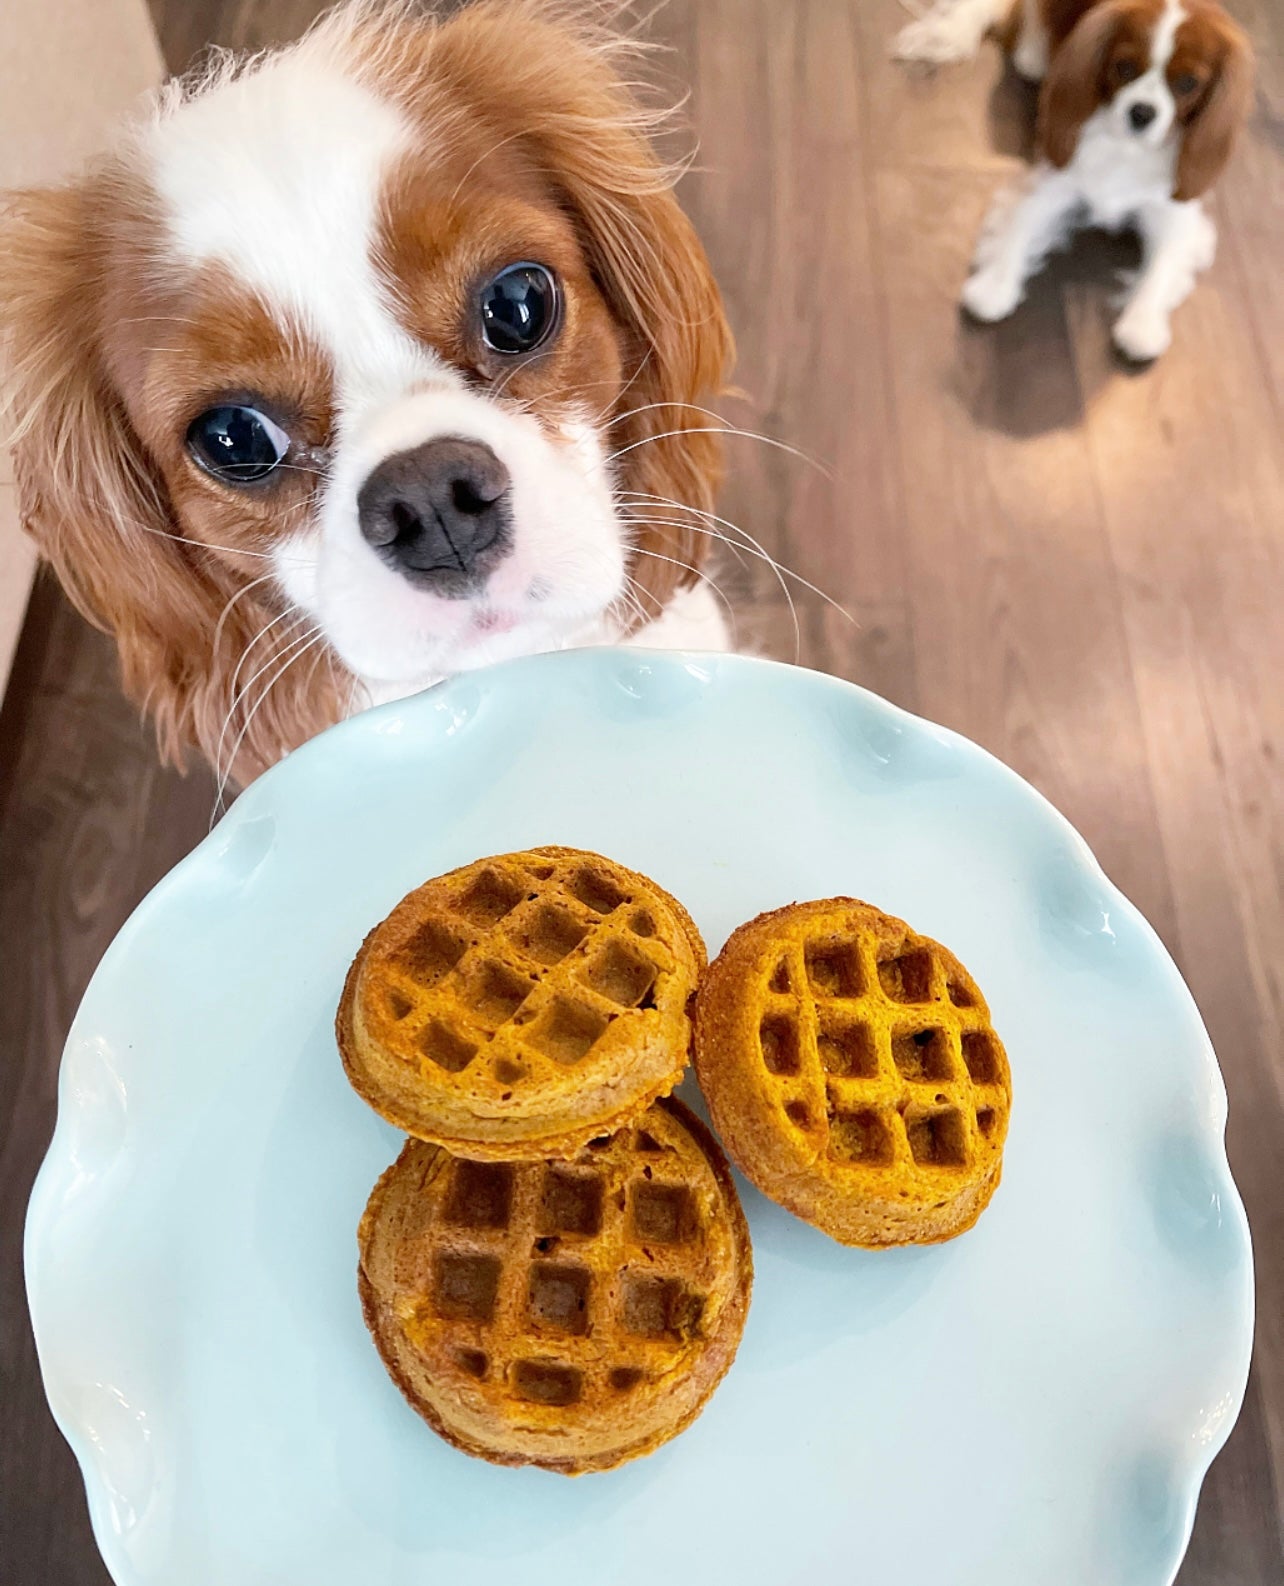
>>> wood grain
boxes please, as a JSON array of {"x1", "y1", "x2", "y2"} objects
[{"x1": 2, "y1": 2, "x2": 1281, "y2": 1580}]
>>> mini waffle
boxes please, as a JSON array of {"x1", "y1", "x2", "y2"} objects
[
  {"x1": 693, "y1": 899, "x2": 1011, "y2": 1247},
  {"x1": 338, "y1": 848, "x2": 705, "y2": 1160},
  {"x1": 357, "y1": 1097, "x2": 752, "y2": 1473}
]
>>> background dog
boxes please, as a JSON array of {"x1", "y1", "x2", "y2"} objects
[{"x1": 895, "y1": 0, "x2": 1253, "y2": 359}]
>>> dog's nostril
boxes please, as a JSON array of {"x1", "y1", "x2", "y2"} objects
[
  {"x1": 451, "y1": 477, "x2": 491, "y2": 517},
  {"x1": 390, "y1": 500, "x2": 422, "y2": 543},
  {"x1": 1129, "y1": 103, "x2": 1157, "y2": 130}
]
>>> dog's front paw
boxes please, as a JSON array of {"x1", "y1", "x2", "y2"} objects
[
  {"x1": 1188, "y1": 207, "x2": 1218, "y2": 272},
  {"x1": 961, "y1": 267, "x2": 1022, "y2": 323},
  {"x1": 1113, "y1": 307, "x2": 1171, "y2": 362},
  {"x1": 892, "y1": 14, "x2": 975, "y2": 64},
  {"x1": 1012, "y1": 34, "x2": 1049, "y2": 81}
]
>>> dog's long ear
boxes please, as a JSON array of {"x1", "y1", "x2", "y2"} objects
[
  {"x1": 554, "y1": 126, "x2": 733, "y2": 618},
  {"x1": 1038, "y1": 3, "x2": 1121, "y2": 167},
  {"x1": 0, "y1": 176, "x2": 226, "y2": 767},
  {"x1": 428, "y1": 0, "x2": 734, "y2": 620},
  {"x1": 1174, "y1": 18, "x2": 1253, "y2": 200}
]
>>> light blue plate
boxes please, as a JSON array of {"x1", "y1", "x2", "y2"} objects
[{"x1": 26, "y1": 649, "x2": 1253, "y2": 1586}]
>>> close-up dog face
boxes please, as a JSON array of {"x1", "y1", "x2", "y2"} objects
[
  {"x1": 0, "y1": 0, "x2": 732, "y2": 779},
  {"x1": 1040, "y1": 0, "x2": 1252, "y2": 193},
  {"x1": 142, "y1": 27, "x2": 633, "y2": 687}
]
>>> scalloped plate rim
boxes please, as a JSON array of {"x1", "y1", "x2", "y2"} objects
[{"x1": 24, "y1": 647, "x2": 1255, "y2": 1586}]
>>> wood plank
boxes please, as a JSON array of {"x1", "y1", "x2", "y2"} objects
[{"x1": 654, "y1": 0, "x2": 908, "y2": 636}]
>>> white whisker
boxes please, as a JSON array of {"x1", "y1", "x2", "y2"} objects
[
  {"x1": 212, "y1": 607, "x2": 311, "y2": 803},
  {"x1": 210, "y1": 629, "x2": 325, "y2": 825},
  {"x1": 619, "y1": 491, "x2": 854, "y2": 624},
  {"x1": 608, "y1": 424, "x2": 830, "y2": 478},
  {"x1": 210, "y1": 571, "x2": 279, "y2": 665},
  {"x1": 626, "y1": 545, "x2": 739, "y2": 648}
]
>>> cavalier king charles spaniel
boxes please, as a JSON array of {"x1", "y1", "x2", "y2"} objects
[
  {"x1": 0, "y1": 0, "x2": 733, "y2": 788},
  {"x1": 895, "y1": 0, "x2": 1253, "y2": 360}
]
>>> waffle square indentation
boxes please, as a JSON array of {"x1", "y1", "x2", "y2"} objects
[
  {"x1": 878, "y1": 946, "x2": 936, "y2": 1004},
  {"x1": 454, "y1": 868, "x2": 526, "y2": 927},
  {"x1": 466, "y1": 960, "x2": 534, "y2": 1026},
  {"x1": 962, "y1": 1030, "x2": 1001, "y2": 1084},
  {"x1": 582, "y1": 939, "x2": 657, "y2": 1008},
  {"x1": 817, "y1": 1015, "x2": 879, "y2": 1077},
  {"x1": 539, "y1": 1167, "x2": 604, "y2": 1236},
  {"x1": 529, "y1": 997, "x2": 611, "y2": 1066},
  {"x1": 621, "y1": 1275, "x2": 704, "y2": 1340},
  {"x1": 517, "y1": 903, "x2": 589, "y2": 966},
  {"x1": 418, "y1": 1019, "x2": 478, "y2": 1073},
  {"x1": 760, "y1": 1013, "x2": 801, "y2": 1075},
  {"x1": 805, "y1": 940, "x2": 865, "y2": 998},
  {"x1": 906, "y1": 1108, "x2": 968, "y2": 1167},
  {"x1": 444, "y1": 1161, "x2": 514, "y2": 1230},
  {"x1": 512, "y1": 1359, "x2": 583, "y2": 1406},
  {"x1": 432, "y1": 1252, "x2": 501, "y2": 1323},
  {"x1": 392, "y1": 917, "x2": 468, "y2": 987},
  {"x1": 891, "y1": 1026, "x2": 954, "y2": 1083},
  {"x1": 631, "y1": 1182, "x2": 696, "y2": 1246},
  {"x1": 567, "y1": 867, "x2": 627, "y2": 916},
  {"x1": 527, "y1": 1263, "x2": 591, "y2": 1336},
  {"x1": 828, "y1": 1109, "x2": 895, "y2": 1166}
]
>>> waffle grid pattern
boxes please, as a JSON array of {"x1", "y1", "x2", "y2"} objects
[
  {"x1": 755, "y1": 934, "x2": 1008, "y2": 1174},
  {"x1": 411, "y1": 1125, "x2": 715, "y2": 1411},
  {"x1": 375, "y1": 854, "x2": 683, "y2": 1093}
]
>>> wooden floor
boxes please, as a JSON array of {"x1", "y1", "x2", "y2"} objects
[{"x1": 3, "y1": 1, "x2": 1282, "y2": 1579}]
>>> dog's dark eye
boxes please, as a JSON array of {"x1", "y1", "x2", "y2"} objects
[
  {"x1": 1114, "y1": 58, "x2": 1141, "y2": 84},
  {"x1": 1173, "y1": 72, "x2": 1200, "y2": 96},
  {"x1": 187, "y1": 405, "x2": 289, "y2": 484},
  {"x1": 479, "y1": 263, "x2": 559, "y2": 356}
]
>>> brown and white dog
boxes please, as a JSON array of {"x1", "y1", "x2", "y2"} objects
[
  {"x1": 895, "y1": 0, "x2": 1253, "y2": 359},
  {"x1": 0, "y1": 0, "x2": 733, "y2": 789}
]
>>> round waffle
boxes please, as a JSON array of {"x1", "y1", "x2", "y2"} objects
[
  {"x1": 338, "y1": 848, "x2": 705, "y2": 1160},
  {"x1": 694, "y1": 899, "x2": 1011, "y2": 1247},
  {"x1": 357, "y1": 1097, "x2": 753, "y2": 1474}
]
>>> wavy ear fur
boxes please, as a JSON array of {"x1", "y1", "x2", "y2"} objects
[
  {"x1": 1, "y1": 176, "x2": 204, "y2": 760},
  {"x1": 1175, "y1": 15, "x2": 1253, "y2": 200},
  {"x1": 1038, "y1": 3, "x2": 1122, "y2": 167}
]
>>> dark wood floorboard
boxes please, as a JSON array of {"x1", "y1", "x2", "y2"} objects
[{"x1": 2, "y1": 2, "x2": 1281, "y2": 1581}]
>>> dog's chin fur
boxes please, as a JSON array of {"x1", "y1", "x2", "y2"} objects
[{"x1": 0, "y1": 0, "x2": 734, "y2": 787}]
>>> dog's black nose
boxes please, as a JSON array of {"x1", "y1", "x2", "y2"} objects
[
  {"x1": 358, "y1": 438, "x2": 512, "y2": 593},
  {"x1": 1129, "y1": 102, "x2": 1157, "y2": 131}
]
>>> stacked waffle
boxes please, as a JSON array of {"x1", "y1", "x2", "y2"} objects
[
  {"x1": 339, "y1": 848, "x2": 752, "y2": 1474},
  {"x1": 339, "y1": 849, "x2": 1011, "y2": 1474}
]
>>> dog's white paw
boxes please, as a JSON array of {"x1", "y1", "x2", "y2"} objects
[
  {"x1": 1113, "y1": 308, "x2": 1172, "y2": 362},
  {"x1": 961, "y1": 267, "x2": 1022, "y2": 323},
  {"x1": 1188, "y1": 207, "x2": 1218, "y2": 272},
  {"x1": 892, "y1": 15, "x2": 979, "y2": 64},
  {"x1": 1012, "y1": 34, "x2": 1048, "y2": 81}
]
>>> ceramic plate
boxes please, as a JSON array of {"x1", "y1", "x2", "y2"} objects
[{"x1": 26, "y1": 650, "x2": 1253, "y2": 1586}]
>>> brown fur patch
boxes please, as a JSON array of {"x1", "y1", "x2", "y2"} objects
[{"x1": 1170, "y1": 4, "x2": 1253, "y2": 198}]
